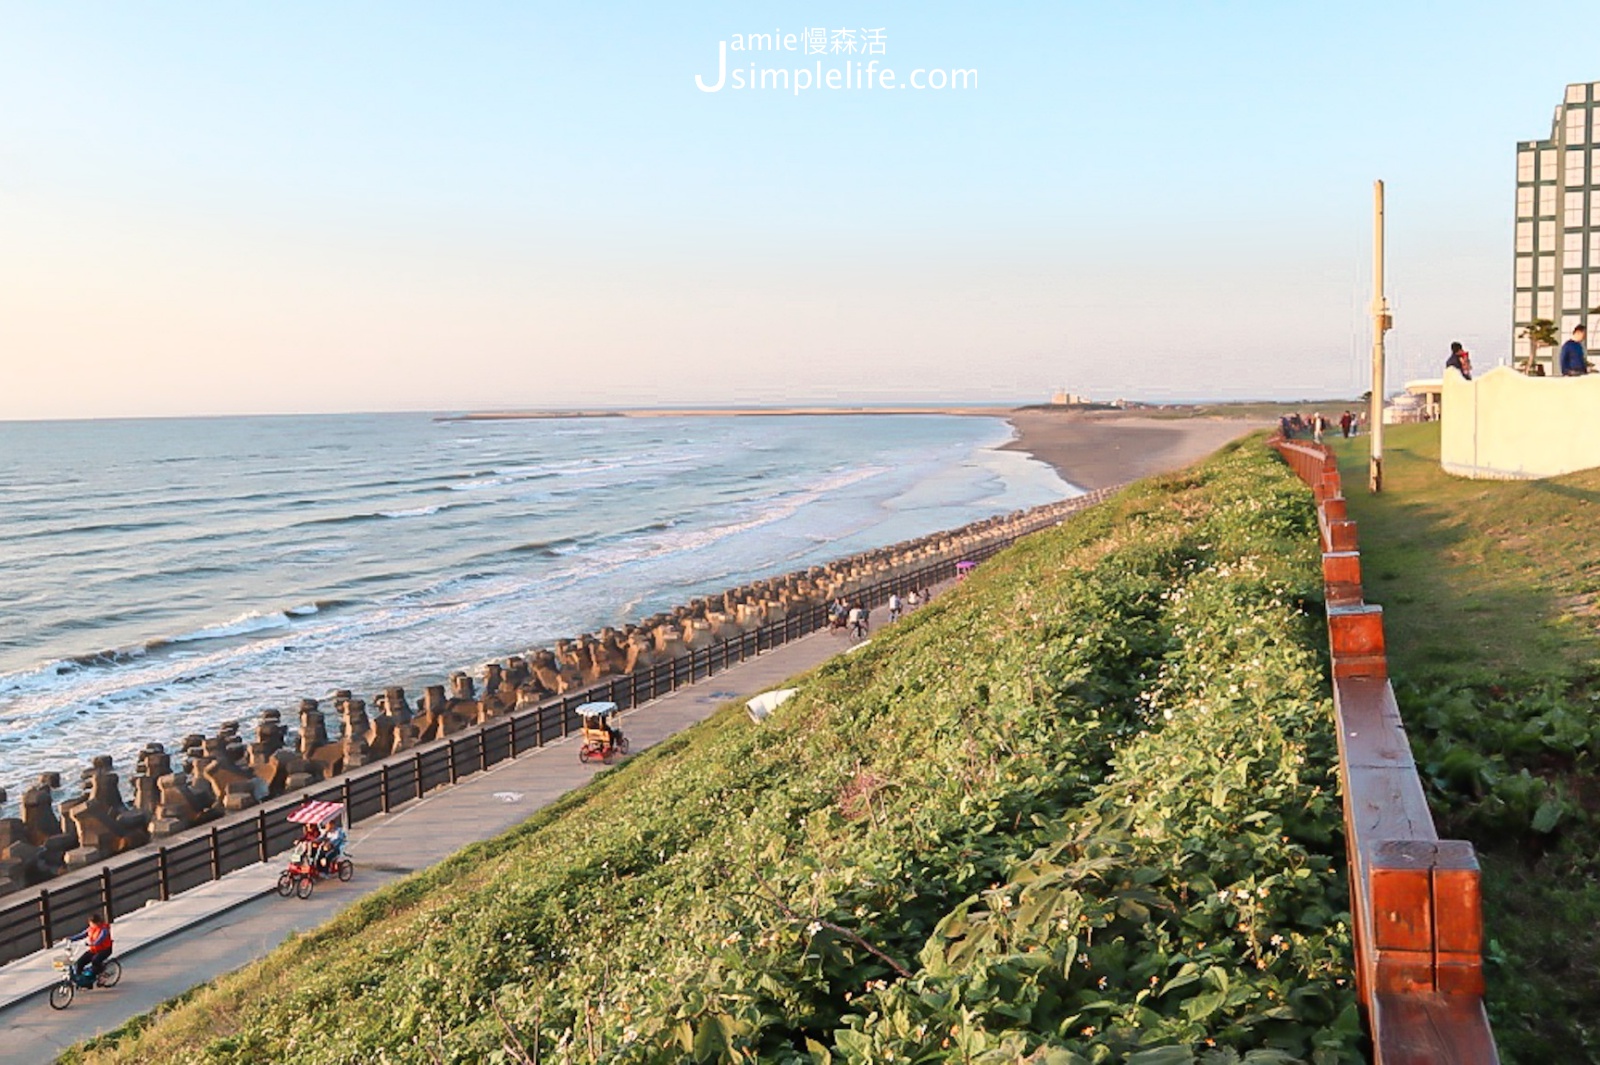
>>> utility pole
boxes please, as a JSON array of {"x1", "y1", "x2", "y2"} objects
[{"x1": 1370, "y1": 180, "x2": 1391, "y2": 494}]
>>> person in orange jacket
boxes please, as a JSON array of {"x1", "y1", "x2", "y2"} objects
[{"x1": 70, "y1": 912, "x2": 113, "y2": 982}]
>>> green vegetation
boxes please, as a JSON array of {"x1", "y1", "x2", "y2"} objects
[
  {"x1": 1329, "y1": 425, "x2": 1600, "y2": 1063},
  {"x1": 1517, "y1": 319, "x2": 1559, "y2": 374},
  {"x1": 1131, "y1": 402, "x2": 1358, "y2": 423},
  {"x1": 71, "y1": 442, "x2": 1359, "y2": 1065}
]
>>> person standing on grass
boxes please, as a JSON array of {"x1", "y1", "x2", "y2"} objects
[
  {"x1": 1339, "y1": 410, "x2": 1354, "y2": 438},
  {"x1": 1560, "y1": 325, "x2": 1589, "y2": 376},
  {"x1": 1445, "y1": 341, "x2": 1473, "y2": 380}
]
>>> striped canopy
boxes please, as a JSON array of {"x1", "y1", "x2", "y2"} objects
[{"x1": 287, "y1": 800, "x2": 344, "y2": 825}]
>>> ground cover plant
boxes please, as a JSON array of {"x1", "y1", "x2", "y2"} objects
[
  {"x1": 70, "y1": 441, "x2": 1359, "y2": 1064},
  {"x1": 1329, "y1": 425, "x2": 1600, "y2": 1063}
]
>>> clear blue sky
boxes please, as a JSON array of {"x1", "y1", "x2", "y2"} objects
[{"x1": 1, "y1": 1, "x2": 1592, "y2": 417}]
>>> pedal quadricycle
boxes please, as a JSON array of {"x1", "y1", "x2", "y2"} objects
[
  {"x1": 576, "y1": 701, "x2": 629, "y2": 764},
  {"x1": 276, "y1": 799, "x2": 353, "y2": 900}
]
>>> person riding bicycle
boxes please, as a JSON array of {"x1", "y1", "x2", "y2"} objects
[
  {"x1": 315, "y1": 819, "x2": 346, "y2": 873},
  {"x1": 69, "y1": 913, "x2": 113, "y2": 982}
]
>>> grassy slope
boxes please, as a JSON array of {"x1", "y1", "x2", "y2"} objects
[
  {"x1": 1328, "y1": 425, "x2": 1600, "y2": 1063},
  {"x1": 72, "y1": 441, "x2": 1359, "y2": 1065}
]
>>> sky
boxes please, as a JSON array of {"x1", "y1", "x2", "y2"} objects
[{"x1": 1, "y1": 1, "x2": 1595, "y2": 419}]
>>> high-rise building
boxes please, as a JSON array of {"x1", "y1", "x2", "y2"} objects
[{"x1": 1514, "y1": 81, "x2": 1600, "y2": 370}]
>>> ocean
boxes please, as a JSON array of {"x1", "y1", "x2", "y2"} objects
[{"x1": 0, "y1": 412, "x2": 1073, "y2": 807}]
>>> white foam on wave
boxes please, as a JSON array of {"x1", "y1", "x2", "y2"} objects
[
  {"x1": 378, "y1": 504, "x2": 443, "y2": 519},
  {"x1": 168, "y1": 610, "x2": 296, "y2": 643}
]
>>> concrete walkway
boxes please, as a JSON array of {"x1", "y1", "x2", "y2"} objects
[{"x1": 0, "y1": 616, "x2": 895, "y2": 1064}]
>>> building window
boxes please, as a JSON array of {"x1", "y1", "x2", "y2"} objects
[
  {"x1": 1518, "y1": 186, "x2": 1535, "y2": 218},
  {"x1": 1539, "y1": 290, "x2": 1556, "y2": 318},
  {"x1": 1516, "y1": 292, "x2": 1534, "y2": 319},
  {"x1": 1567, "y1": 107, "x2": 1588, "y2": 146},
  {"x1": 1517, "y1": 256, "x2": 1534, "y2": 287},
  {"x1": 1568, "y1": 148, "x2": 1588, "y2": 185},
  {"x1": 1543, "y1": 148, "x2": 1559, "y2": 174},
  {"x1": 1540, "y1": 220, "x2": 1557, "y2": 247},
  {"x1": 1567, "y1": 190, "x2": 1586, "y2": 227},
  {"x1": 1540, "y1": 183, "x2": 1558, "y2": 217},
  {"x1": 1567, "y1": 232, "x2": 1586, "y2": 269},
  {"x1": 1519, "y1": 150, "x2": 1536, "y2": 182},
  {"x1": 1564, "y1": 273, "x2": 1583, "y2": 305},
  {"x1": 1515, "y1": 337, "x2": 1531, "y2": 360},
  {"x1": 1540, "y1": 254, "x2": 1557, "y2": 285},
  {"x1": 1590, "y1": 232, "x2": 1600, "y2": 263},
  {"x1": 1568, "y1": 84, "x2": 1588, "y2": 105},
  {"x1": 1564, "y1": 315, "x2": 1583, "y2": 336},
  {"x1": 1517, "y1": 221, "x2": 1534, "y2": 252},
  {"x1": 1592, "y1": 148, "x2": 1600, "y2": 184}
]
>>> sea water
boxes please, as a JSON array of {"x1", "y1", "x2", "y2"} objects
[{"x1": 0, "y1": 412, "x2": 1073, "y2": 804}]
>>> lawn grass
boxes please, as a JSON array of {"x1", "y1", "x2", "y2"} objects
[{"x1": 1328, "y1": 424, "x2": 1600, "y2": 1063}]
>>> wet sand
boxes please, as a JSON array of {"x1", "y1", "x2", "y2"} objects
[{"x1": 1003, "y1": 409, "x2": 1268, "y2": 490}]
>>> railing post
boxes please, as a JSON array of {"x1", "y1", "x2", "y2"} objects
[
  {"x1": 100, "y1": 867, "x2": 114, "y2": 920},
  {"x1": 37, "y1": 890, "x2": 52, "y2": 951},
  {"x1": 478, "y1": 728, "x2": 488, "y2": 771},
  {"x1": 414, "y1": 751, "x2": 425, "y2": 799},
  {"x1": 157, "y1": 846, "x2": 170, "y2": 902},
  {"x1": 257, "y1": 809, "x2": 270, "y2": 863},
  {"x1": 447, "y1": 739, "x2": 459, "y2": 784},
  {"x1": 341, "y1": 778, "x2": 354, "y2": 820},
  {"x1": 209, "y1": 827, "x2": 222, "y2": 881},
  {"x1": 380, "y1": 764, "x2": 391, "y2": 813}
]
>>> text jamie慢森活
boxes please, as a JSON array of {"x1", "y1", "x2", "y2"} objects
[{"x1": 694, "y1": 28, "x2": 975, "y2": 95}]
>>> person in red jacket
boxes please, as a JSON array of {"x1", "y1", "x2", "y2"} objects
[{"x1": 71, "y1": 913, "x2": 113, "y2": 982}]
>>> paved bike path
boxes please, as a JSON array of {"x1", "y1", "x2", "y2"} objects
[{"x1": 0, "y1": 619, "x2": 891, "y2": 1064}]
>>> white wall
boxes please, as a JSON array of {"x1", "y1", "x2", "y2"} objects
[{"x1": 1440, "y1": 365, "x2": 1600, "y2": 479}]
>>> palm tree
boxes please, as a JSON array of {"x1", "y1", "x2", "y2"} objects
[{"x1": 1519, "y1": 318, "x2": 1559, "y2": 374}]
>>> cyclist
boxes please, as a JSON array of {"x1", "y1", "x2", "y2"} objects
[
  {"x1": 315, "y1": 819, "x2": 346, "y2": 873},
  {"x1": 70, "y1": 913, "x2": 113, "y2": 983}
]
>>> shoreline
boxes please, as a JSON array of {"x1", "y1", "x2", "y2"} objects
[
  {"x1": 1002, "y1": 408, "x2": 1268, "y2": 491},
  {"x1": 439, "y1": 404, "x2": 1268, "y2": 492}
]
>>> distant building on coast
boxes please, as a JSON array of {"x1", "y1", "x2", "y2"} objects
[
  {"x1": 1049, "y1": 387, "x2": 1090, "y2": 406},
  {"x1": 1514, "y1": 81, "x2": 1600, "y2": 371}
]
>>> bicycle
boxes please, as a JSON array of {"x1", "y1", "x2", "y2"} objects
[{"x1": 48, "y1": 941, "x2": 121, "y2": 1009}]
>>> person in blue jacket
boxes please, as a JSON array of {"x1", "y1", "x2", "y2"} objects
[{"x1": 1559, "y1": 324, "x2": 1589, "y2": 376}]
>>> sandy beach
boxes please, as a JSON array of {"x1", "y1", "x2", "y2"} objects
[{"x1": 1003, "y1": 409, "x2": 1268, "y2": 490}]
